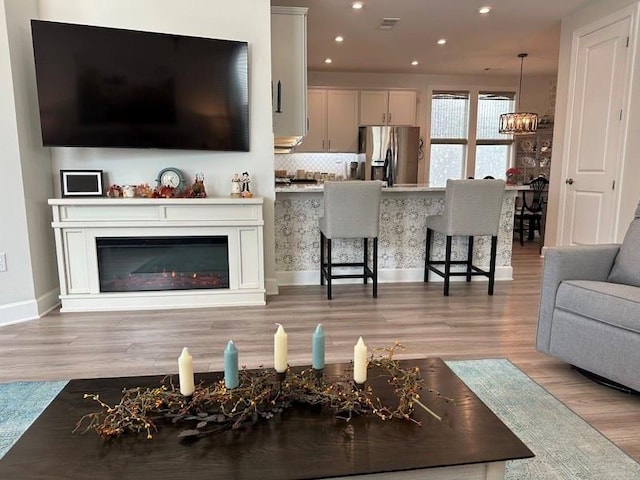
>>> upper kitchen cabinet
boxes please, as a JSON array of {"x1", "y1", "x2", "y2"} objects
[
  {"x1": 271, "y1": 7, "x2": 308, "y2": 150},
  {"x1": 296, "y1": 89, "x2": 359, "y2": 153},
  {"x1": 359, "y1": 90, "x2": 417, "y2": 126}
]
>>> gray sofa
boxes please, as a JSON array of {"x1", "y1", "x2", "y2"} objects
[{"x1": 536, "y1": 202, "x2": 640, "y2": 392}]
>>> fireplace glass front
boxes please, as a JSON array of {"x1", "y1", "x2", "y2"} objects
[{"x1": 97, "y1": 236, "x2": 229, "y2": 292}]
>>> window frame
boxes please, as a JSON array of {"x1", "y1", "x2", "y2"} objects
[{"x1": 426, "y1": 85, "x2": 516, "y2": 183}]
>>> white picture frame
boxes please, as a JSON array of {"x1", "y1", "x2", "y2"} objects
[{"x1": 60, "y1": 170, "x2": 104, "y2": 197}]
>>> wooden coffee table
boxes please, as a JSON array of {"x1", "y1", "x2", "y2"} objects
[{"x1": 0, "y1": 359, "x2": 533, "y2": 479}]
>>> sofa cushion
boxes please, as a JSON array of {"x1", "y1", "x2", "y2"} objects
[
  {"x1": 608, "y1": 218, "x2": 640, "y2": 287},
  {"x1": 556, "y1": 280, "x2": 640, "y2": 334}
]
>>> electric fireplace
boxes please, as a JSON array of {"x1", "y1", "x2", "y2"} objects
[
  {"x1": 97, "y1": 236, "x2": 229, "y2": 292},
  {"x1": 48, "y1": 198, "x2": 265, "y2": 312}
]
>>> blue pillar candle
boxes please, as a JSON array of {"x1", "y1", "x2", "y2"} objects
[
  {"x1": 224, "y1": 340, "x2": 239, "y2": 389},
  {"x1": 312, "y1": 324, "x2": 325, "y2": 370}
]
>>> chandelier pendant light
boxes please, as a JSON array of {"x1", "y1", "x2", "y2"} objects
[{"x1": 499, "y1": 53, "x2": 538, "y2": 134}]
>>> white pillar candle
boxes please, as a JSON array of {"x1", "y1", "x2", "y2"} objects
[
  {"x1": 178, "y1": 347, "x2": 195, "y2": 396},
  {"x1": 274, "y1": 324, "x2": 288, "y2": 373},
  {"x1": 353, "y1": 337, "x2": 368, "y2": 384}
]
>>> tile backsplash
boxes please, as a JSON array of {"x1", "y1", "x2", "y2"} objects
[{"x1": 275, "y1": 152, "x2": 359, "y2": 177}]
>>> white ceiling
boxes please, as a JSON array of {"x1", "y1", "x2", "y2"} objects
[{"x1": 272, "y1": 0, "x2": 594, "y2": 76}]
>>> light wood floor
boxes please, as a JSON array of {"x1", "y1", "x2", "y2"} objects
[{"x1": 2, "y1": 242, "x2": 639, "y2": 462}]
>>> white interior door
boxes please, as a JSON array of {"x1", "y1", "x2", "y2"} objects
[{"x1": 560, "y1": 15, "x2": 631, "y2": 245}]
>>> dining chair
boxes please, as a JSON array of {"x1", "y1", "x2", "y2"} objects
[{"x1": 514, "y1": 176, "x2": 549, "y2": 246}]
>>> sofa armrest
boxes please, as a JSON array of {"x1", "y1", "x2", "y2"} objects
[{"x1": 536, "y1": 244, "x2": 620, "y2": 353}]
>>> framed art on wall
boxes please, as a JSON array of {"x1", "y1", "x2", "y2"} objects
[{"x1": 60, "y1": 170, "x2": 104, "y2": 197}]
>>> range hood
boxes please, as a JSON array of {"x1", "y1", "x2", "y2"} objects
[{"x1": 274, "y1": 135, "x2": 304, "y2": 154}]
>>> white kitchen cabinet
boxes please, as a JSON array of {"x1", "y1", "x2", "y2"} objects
[
  {"x1": 296, "y1": 89, "x2": 359, "y2": 153},
  {"x1": 271, "y1": 7, "x2": 307, "y2": 147},
  {"x1": 296, "y1": 89, "x2": 326, "y2": 152},
  {"x1": 359, "y1": 90, "x2": 417, "y2": 126}
]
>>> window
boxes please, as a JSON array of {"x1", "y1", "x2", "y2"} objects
[
  {"x1": 475, "y1": 92, "x2": 515, "y2": 179},
  {"x1": 429, "y1": 90, "x2": 515, "y2": 186},
  {"x1": 429, "y1": 92, "x2": 469, "y2": 187}
]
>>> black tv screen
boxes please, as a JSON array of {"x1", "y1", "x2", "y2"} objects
[{"x1": 30, "y1": 20, "x2": 249, "y2": 151}]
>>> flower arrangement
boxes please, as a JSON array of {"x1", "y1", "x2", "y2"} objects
[
  {"x1": 505, "y1": 167, "x2": 522, "y2": 184},
  {"x1": 74, "y1": 344, "x2": 454, "y2": 440}
]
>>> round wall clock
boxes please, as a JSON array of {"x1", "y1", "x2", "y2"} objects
[{"x1": 156, "y1": 167, "x2": 186, "y2": 191}]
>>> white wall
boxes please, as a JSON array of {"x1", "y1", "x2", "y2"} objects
[
  {"x1": 0, "y1": 0, "x2": 277, "y2": 325},
  {"x1": 0, "y1": 0, "x2": 59, "y2": 325},
  {"x1": 546, "y1": 0, "x2": 640, "y2": 246}
]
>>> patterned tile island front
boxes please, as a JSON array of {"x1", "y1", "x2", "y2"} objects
[{"x1": 275, "y1": 184, "x2": 518, "y2": 286}]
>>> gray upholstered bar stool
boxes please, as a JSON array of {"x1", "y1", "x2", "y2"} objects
[
  {"x1": 424, "y1": 179, "x2": 506, "y2": 296},
  {"x1": 319, "y1": 181, "x2": 383, "y2": 300}
]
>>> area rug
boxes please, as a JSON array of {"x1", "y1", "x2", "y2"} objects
[
  {"x1": 1, "y1": 362, "x2": 639, "y2": 479},
  {"x1": 446, "y1": 359, "x2": 640, "y2": 479},
  {"x1": 0, "y1": 380, "x2": 67, "y2": 460}
]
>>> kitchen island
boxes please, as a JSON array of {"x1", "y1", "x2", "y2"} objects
[{"x1": 275, "y1": 184, "x2": 518, "y2": 286}]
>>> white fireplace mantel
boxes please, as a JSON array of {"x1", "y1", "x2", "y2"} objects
[{"x1": 48, "y1": 198, "x2": 265, "y2": 312}]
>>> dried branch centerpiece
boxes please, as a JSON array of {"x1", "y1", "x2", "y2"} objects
[{"x1": 76, "y1": 330, "x2": 454, "y2": 441}]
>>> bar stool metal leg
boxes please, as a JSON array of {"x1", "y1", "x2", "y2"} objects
[
  {"x1": 363, "y1": 237, "x2": 368, "y2": 284},
  {"x1": 488, "y1": 235, "x2": 498, "y2": 295},
  {"x1": 373, "y1": 237, "x2": 378, "y2": 298},
  {"x1": 466, "y1": 236, "x2": 474, "y2": 282},
  {"x1": 424, "y1": 228, "x2": 432, "y2": 282},
  {"x1": 327, "y1": 238, "x2": 332, "y2": 300},
  {"x1": 320, "y1": 232, "x2": 325, "y2": 286},
  {"x1": 444, "y1": 235, "x2": 452, "y2": 296}
]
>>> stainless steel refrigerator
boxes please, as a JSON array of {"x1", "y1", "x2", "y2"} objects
[{"x1": 358, "y1": 126, "x2": 420, "y2": 186}]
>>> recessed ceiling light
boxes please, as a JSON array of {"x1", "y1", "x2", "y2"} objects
[
  {"x1": 352, "y1": 2, "x2": 364, "y2": 10},
  {"x1": 324, "y1": 58, "x2": 333, "y2": 64},
  {"x1": 437, "y1": 38, "x2": 447, "y2": 45},
  {"x1": 411, "y1": 60, "x2": 419, "y2": 66},
  {"x1": 478, "y1": 6, "x2": 492, "y2": 14},
  {"x1": 335, "y1": 36, "x2": 344, "y2": 43}
]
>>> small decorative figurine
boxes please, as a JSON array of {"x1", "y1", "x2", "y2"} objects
[
  {"x1": 155, "y1": 186, "x2": 176, "y2": 198},
  {"x1": 241, "y1": 171, "x2": 253, "y2": 198},
  {"x1": 191, "y1": 172, "x2": 207, "y2": 198},
  {"x1": 231, "y1": 173, "x2": 242, "y2": 198},
  {"x1": 135, "y1": 183, "x2": 153, "y2": 198},
  {"x1": 107, "y1": 184, "x2": 122, "y2": 198},
  {"x1": 122, "y1": 185, "x2": 136, "y2": 198}
]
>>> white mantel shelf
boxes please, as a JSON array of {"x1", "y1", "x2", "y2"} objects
[{"x1": 48, "y1": 197, "x2": 266, "y2": 312}]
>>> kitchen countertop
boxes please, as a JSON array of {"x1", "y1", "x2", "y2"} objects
[{"x1": 275, "y1": 183, "x2": 526, "y2": 193}]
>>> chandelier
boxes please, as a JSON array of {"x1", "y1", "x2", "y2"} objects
[{"x1": 499, "y1": 53, "x2": 538, "y2": 135}]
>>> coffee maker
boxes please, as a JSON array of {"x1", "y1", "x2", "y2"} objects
[{"x1": 348, "y1": 161, "x2": 360, "y2": 180}]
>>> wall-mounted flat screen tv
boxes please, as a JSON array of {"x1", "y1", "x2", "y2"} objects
[{"x1": 30, "y1": 20, "x2": 249, "y2": 151}]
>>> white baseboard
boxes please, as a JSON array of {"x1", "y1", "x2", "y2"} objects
[
  {"x1": 37, "y1": 288, "x2": 61, "y2": 317},
  {"x1": 0, "y1": 287, "x2": 60, "y2": 327},
  {"x1": 276, "y1": 266, "x2": 513, "y2": 287},
  {"x1": 265, "y1": 277, "x2": 279, "y2": 296}
]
